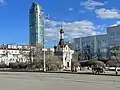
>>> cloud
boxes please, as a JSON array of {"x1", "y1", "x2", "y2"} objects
[
  {"x1": 96, "y1": 24, "x2": 107, "y2": 30},
  {"x1": 45, "y1": 20, "x2": 100, "y2": 41},
  {"x1": 110, "y1": 21, "x2": 120, "y2": 27},
  {"x1": 80, "y1": 0, "x2": 105, "y2": 10},
  {"x1": 0, "y1": 0, "x2": 5, "y2": 4},
  {"x1": 68, "y1": 8, "x2": 74, "y2": 11},
  {"x1": 79, "y1": 10, "x2": 85, "y2": 13},
  {"x1": 95, "y1": 24, "x2": 107, "y2": 34},
  {"x1": 95, "y1": 8, "x2": 120, "y2": 19}
]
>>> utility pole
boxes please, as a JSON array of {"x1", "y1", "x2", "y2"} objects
[
  {"x1": 43, "y1": 48, "x2": 47, "y2": 72},
  {"x1": 43, "y1": 15, "x2": 48, "y2": 72},
  {"x1": 43, "y1": 48, "x2": 46, "y2": 72}
]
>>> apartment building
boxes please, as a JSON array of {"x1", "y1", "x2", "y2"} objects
[{"x1": 0, "y1": 44, "x2": 31, "y2": 65}]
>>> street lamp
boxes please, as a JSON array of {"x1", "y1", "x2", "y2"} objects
[
  {"x1": 42, "y1": 48, "x2": 47, "y2": 72},
  {"x1": 42, "y1": 14, "x2": 49, "y2": 72}
]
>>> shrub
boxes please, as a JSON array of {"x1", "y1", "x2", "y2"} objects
[
  {"x1": 18, "y1": 62, "x2": 28, "y2": 69},
  {"x1": 106, "y1": 60, "x2": 120, "y2": 67},
  {"x1": 0, "y1": 63, "x2": 7, "y2": 68},
  {"x1": 9, "y1": 62, "x2": 19, "y2": 69}
]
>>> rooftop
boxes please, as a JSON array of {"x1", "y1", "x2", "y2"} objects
[{"x1": 108, "y1": 24, "x2": 120, "y2": 28}]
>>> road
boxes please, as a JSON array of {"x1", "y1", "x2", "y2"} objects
[{"x1": 0, "y1": 72, "x2": 120, "y2": 90}]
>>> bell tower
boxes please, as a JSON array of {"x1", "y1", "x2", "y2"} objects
[{"x1": 58, "y1": 22, "x2": 64, "y2": 48}]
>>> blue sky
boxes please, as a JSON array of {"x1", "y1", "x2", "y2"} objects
[{"x1": 0, "y1": 0, "x2": 120, "y2": 48}]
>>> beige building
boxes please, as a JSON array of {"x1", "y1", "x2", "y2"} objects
[
  {"x1": 62, "y1": 45, "x2": 74, "y2": 70},
  {"x1": 0, "y1": 44, "x2": 30, "y2": 65}
]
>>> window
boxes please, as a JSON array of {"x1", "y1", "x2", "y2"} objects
[
  {"x1": 76, "y1": 44, "x2": 79, "y2": 49},
  {"x1": 39, "y1": 15, "x2": 41, "y2": 18},
  {"x1": 117, "y1": 32, "x2": 120, "y2": 36},
  {"x1": 29, "y1": 10, "x2": 32, "y2": 13},
  {"x1": 101, "y1": 49, "x2": 107, "y2": 52},
  {"x1": 67, "y1": 62, "x2": 69, "y2": 67},
  {"x1": 66, "y1": 47, "x2": 67, "y2": 50},
  {"x1": 112, "y1": 38, "x2": 115, "y2": 40},
  {"x1": 2, "y1": 51, "x2": 5, "y2": 53},
  {"x1": 110, "y1": 32, "x2": 115, "y2": 36},
  {"x1": 41, "y1": 9, "x2": 44, "y2": 12}
]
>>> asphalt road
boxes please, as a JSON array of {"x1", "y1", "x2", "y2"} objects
[{"x1": 0, "y1": 72, "x2": 120, "y2": 90}]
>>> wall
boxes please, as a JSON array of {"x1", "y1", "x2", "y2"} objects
[{"x1": 107, "y1": 25, "x2": 120, "y2": 47}]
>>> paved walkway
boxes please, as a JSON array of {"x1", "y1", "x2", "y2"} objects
[{"x1": 0, "y1": 72, "x2": 120, "y2": 90}]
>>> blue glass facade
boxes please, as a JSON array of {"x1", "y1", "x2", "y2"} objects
[{"x1": 29, "y1": 2, "x2": 44, "y2": 47}]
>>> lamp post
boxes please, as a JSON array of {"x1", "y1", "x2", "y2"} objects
[
  {"x1": 42, "y1": 48, "x2": 47, "y2": 72},
  {"x1": 44, "y1": 48, "x2": 45, "y2": 72},
  {"x1": 42, "y1": 15, "x2": 49, "y2": 72}
]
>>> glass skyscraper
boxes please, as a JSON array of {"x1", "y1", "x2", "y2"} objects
[{"x1": 29, "y1": 2, "x2": 44, "y2": 47}]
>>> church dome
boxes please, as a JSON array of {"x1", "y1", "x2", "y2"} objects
[{"x1": 60, "y1": 29, "x2": 64, "y2": 33}]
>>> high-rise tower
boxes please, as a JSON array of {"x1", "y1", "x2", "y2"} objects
[{"x1": 29, "y1": 2, "x2": 44, "y2": 47}]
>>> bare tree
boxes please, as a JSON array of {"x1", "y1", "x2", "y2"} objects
[
  {"x1": 35, "y1": 44, "x2": 43, "y2": 62},
  {"x1": 45, "y1": 49, "x2": 62, "y2": 71},
  {"x1": 19, "y1": 46, "x2": 35, "y2": 68},
  {"x1": 71, "y1": 51, "x2": 80, "y2": 72},
  {"x1": 83, "y1": 45, "x2": 95, "y2": 60},
  {"x1": 30, "y1": 47, "x2": 63, "y2": 71},
  {"x1": 107, "y1": 46, "x2": 120, "y2": 75},
  {"x1": 20, "y1": 44, "x2": 63, "y2": 71},
  {"x1": 29, "y1": 44, "x2": 45, "y2": 69},
  {"x1": 96, "y1": 49, "x2": 102, "y2": 60},
  {"x1": 78, "y1": 52, "x2": 84, "y2": 61}
]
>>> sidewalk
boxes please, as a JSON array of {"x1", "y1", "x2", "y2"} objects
[
  {"x1": 0, "y1": 69, "x2": 120, "y2": 76},
  {"x1": 76, "y1": 70, "x2": 120, "y2": 76}
]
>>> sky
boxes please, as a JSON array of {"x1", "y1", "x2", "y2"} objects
[{"x1": 0, "y1": 0, "x2": 120, "y2": 48}]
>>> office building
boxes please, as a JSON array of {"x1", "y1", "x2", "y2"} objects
[
  {"x1": 107, "y1": 25, "x2": 120, "y2": 47},
  {"x1": 73, "y1": 25, "x2": 120, "y2": 60},
  {"x1": 29, "y1": 2, "x2": 44, "y2": 47}
]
